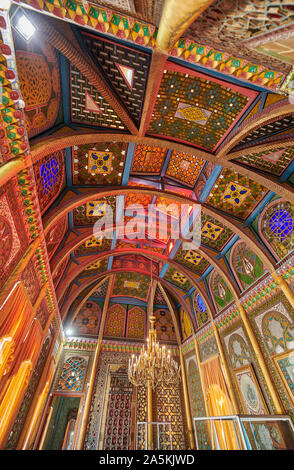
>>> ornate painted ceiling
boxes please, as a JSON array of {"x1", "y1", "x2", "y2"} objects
[{"x1": 4, "y1": 0, "x2": 294, "y2": 343}]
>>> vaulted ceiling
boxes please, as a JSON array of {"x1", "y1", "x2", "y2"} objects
[{"x1": 11, "y1": 1, "x2": 294, "y2": 342}]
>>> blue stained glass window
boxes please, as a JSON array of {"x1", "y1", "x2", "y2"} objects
[
  {"x1": 269, "y1": 209, "x2": 293, "y2": 240},
  {"x1": 197, "y1": 294, "x2": 206, "y2": 313},
  {"x1": 40, "y1": 156, "x2": 59, "y2": 195}
]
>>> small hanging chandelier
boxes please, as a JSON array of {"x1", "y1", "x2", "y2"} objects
[{"x1": 128, "y1": 313, "x2": 181, "y2": 389}]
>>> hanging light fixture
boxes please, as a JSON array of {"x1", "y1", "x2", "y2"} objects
[
  {"x1": 128, "y1": 314, "x2": 180, "y2": 389},
  {"x1": 128, "y1": 260, "x2": 180, "y2": 389}
]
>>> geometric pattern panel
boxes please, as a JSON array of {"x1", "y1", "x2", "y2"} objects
[
  {"x1": 71, "y1": 65, "x2": 125, "y2": 129},
  {"x1": 57, "y1": 356, "x2": 88, "y2": 392},
  {"x1": 73, "y1": 142, "x2": 128, "y2": 185},
  {"x1": 193, "y1": 292, "x2": 209, "y2": 328},
  {"x1": 174, "y1": 247, "x2": 210, "y2": 276},
  {"x1": 261, "y1": 310, "x2": 294, "y2": 357},
  {"x1": 102, "y1": 368, "x2": 133, "y2": 450},
  {"x1": 126, "y1": 306, "x2": 146, "y2": 339},
  {"x1": 73, "y1": 300, "x2": 101, "y2": 336},
  {"x1": 201, "y1": 213, "x2": 233, "y2": 251},
  {"x1": 206, "y1": 169, "x2": 267, "y2": 220},
  {"x1": 235, "y1": 145, "x2": 294, "y2": 177},
  {"x1": 15, "y1": 43, "x2": 61, "y2": 138},
  {"x1": 166, "y1": 151, "x2": 205, "y2": 186},
  {"x1": 233, "y1": 115, "x2": 294, "y2": 150},
  {"x1": 112, "y1": 272, "x2": 151, "y2": 300},
  {"x1": 0, "y1": 182, "x2": 28, "y2": 289},
  {"x1": 163, "y1": 266, "x2": 192, "y2": 292},
  {"x1": 131, "y1": 144, "x2": 166, "y2": 174},
  {"x1": 73, "y1": 196, "x2": 117, "y2": 226},
  {"x1": 186, "y1": 356, "x2": 210, "y2": 449},
  {"x1": 153, "y1": 379, "x2": 187, "y2": 450},
  {"x1": 84, "y1": 350, "x2": 132, "y2": 450},
  {"x1": 154, "y1": 308, "x2": 177, "y2": 343},
  {"x1": 260, "y1": 200, "x2": 294, "y2": 260},
  {"x1": 104, "y1": 304, "x2": 126, "y2": 337},
  {"x1": 33, "y1": 150, "x2": 65, "y2": 214},
  {"x1": 148, "y1": 65, "x2": 255, "y2": 151},
  {"x1": 187, "y1": 1, "x2": 294, "y2": 72},
  {"x1": 81, "y1": 33, "x2": 150, "y2": 126}
]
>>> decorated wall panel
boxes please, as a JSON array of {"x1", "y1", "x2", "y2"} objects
[
  {"x1": 193, "y1": 292, "x2": 209, "y2": 328},
  {"x1": 230, "y1": 241, "x2": 265, "y2": 291},
  {"x1": 104, "y1": 304, "x2": 126, "y2": 338},
  {"x1": 154, "y1": 308, "x2": 176, "y2": 343},
  {"x1": 15, "y1": 41, "x2": 62, "y2": 138},
  {"x1": 244, "y1": 293, "x2": 294, "y2": 419},
  {"x1": 101, "y1": 366, "x2": 134, "y2": 450},
  {"x1": 180, "y1": 307, "x2": 193, "y2": 341},
  {"x1": 235, "y1": 145, "x2": 294, "y2": 177},
  {"x1": 112, "y1": 272, "x2": 151, "y2": 300},
  {"x1": 126, "y1": 306, "x2": 146, "y2": 340},
  {"x1": 131, "y1": 145, "x2": 166, "y2": 174},
  {"x1": 201, "y1": 213, "x2": 233, "y2": 251},
  {"x1": 34, "y1": 150, "x2": 65, "y2": 215},
  {"x1": 0, "y1": 180, "x2": 29, "y2": 289},
  {"x1": 185, "y1": 353, "x2": 210, "y2": 450},
  {"x1": 153, "y1": 375, "x2": 188, "y2": 450},
  {"x1": 209, "y1": 270, "x2": 232, "y2": 313},
  {"x1": 174, "y1": 248, "x2": 210, "y2": 276},
  {"x1": 198, "y1": 335, "x2": 218, "y2": 363},
  {"x1": 53, "y1": 351, "x2": 93, "y2": 394},
  {"x1": 259, "y1": 199, "x2": 294, "y2": 260},
  {"x1": 84, "y1": 349, "x2": 133, "y2": 450},
  {"x1": 73, "y1": 300, "x2": 101, "y2": 336}
]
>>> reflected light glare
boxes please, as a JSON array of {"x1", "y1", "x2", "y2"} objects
[{"x1": 15, "y1": 14, "x2": 36, "y2": 41}]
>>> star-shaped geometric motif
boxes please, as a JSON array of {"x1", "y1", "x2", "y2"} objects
[
  {"x1": 222, "y1": 182, "x2": 250, "y2": 206},
  {"x1": 201, "y1": 221, "x2": 224, "y2": 240}
]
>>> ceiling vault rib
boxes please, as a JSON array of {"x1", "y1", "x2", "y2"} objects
[
  {"x1": 30, "y1": 133, "x2": 294, "y2": 204},
  {"x1": 44, "y1": 187, "x2": 277, "y2": 272}
]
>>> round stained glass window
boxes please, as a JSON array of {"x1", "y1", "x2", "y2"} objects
[{"x1": 268, "y1": 209, "x2": 293, "y2": 240}]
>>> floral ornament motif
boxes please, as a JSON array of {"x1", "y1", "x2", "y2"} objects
[
  {"x1": 184, "y1": 250, "x2": 203, "y2": 265},
  {"x1": 172, "y1": 271, "x2": 188, "y2": 285},
  {"x1": 210, "y1": 271, "x2": 232, "y2": 311},
  {"x1": 262, "y1": 312, "x2": 294, "y2": 356},
  {"x1": 231, "y1": 242, "x2": 264, "y2": 289},
  {"x1": 86, "y1": 201, "x2": 107, "y2": 216},
  {"x1": 85, "y1": 236, "x2": 103, "y2": 248},
  {"x1": 222, "y1": 182, "x2": 250, "y2": 206},
  {"x1": 88, "y1": 151, "x2": 113, "y2": 174},
  {"x1": 201, "y1": 221, "x2": 223, "y2": 240}
]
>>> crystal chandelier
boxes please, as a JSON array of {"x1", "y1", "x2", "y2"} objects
[{"x1": 128, "y1": 313, "x2": 181, "y2": 389}]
